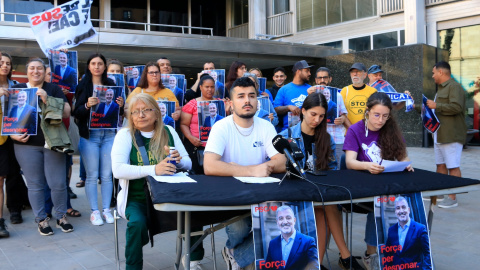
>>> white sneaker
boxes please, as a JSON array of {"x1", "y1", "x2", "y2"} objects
[
  {"x1": 90, "y1": 210, "x2": 104, "y2": 226},
  {"x1": 222, "y1": 247, "x2": 241, "y2": 270},
  {"x1": 362, "y1": 252, "x2": 380, "y2": 270},
  {"x1": 181, "y1": 256, "x2": 204, "y2": 270},
  {"x1": 103, "y1": 209, "x2": 114, "y2": 224}
]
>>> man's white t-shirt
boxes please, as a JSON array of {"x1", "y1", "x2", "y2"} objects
[{"x1": 205, "y1": 115, "x2": 279, "y2": 165}]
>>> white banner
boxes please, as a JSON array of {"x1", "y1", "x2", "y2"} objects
[{"x1": 28, "y1": 0, "x2": 97, "y2": 56}]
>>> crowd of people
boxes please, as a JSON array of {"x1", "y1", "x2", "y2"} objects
[{"x1": 0, "y1": 49, "x2": 468, "y2": 270}]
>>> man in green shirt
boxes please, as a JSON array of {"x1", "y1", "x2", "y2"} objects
[{"x1": 426, "y1": 61, "x2": 467, "y2": 208}]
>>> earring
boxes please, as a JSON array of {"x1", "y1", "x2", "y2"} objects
[{"x1": 364, "y1": 114, "x2": 369, "y2": 137}]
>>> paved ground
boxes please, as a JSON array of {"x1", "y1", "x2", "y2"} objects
[{"x1": 0, "y1": 146, "x2": 479, "y2": 270}]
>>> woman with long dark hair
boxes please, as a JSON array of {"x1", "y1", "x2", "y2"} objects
[
  {"x1": 73, "y1": 53, "x2": 124, "y2": 226},
  {"x1": 225, "y1": 60, "x2": 246, "y2": 99},
  {"x1": 344, "y1": 91, "x2": 413, "y2": 269}
]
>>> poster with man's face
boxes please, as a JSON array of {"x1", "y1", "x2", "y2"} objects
[
  {"x1": 315, "y1": 85, "x2": 339, "y2": 124},
  {"x1": 89, "y1": 85, "x2": 124, "y2": 130},
  {"x1": 374, "y1": 193, "x2": 433, "y2": 270},
  {"x1": 161, "y1": 74, "x2": 185, "y2": 106},
  {"x1": 197, "y1": 100, "x2": 225, "y2": 142},
  {"x1": 125, "y1": 65, "x2": 145, "y2": 92},
  {"x1": 203, "y1": 69, "x2": 225, "y2": 99},
  {"x1": 1, "y1": 88, "x2": 38, "y2": 135},
  {"x1": 252, "y1": 201, "x2": 320, "y2": 270},
  {"x1": 48, "y1": 50, "x2": 78, "y2": 93},
  {"x1": 156, "y1": 100, "x2": 176, "y2": 128}
]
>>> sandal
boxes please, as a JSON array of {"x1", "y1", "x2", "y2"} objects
[
  {"x1": 76, "y1": 181, "x2": 85, "y2": 188},
  {"x1": 66, "y1": 209, "x2": 81, "y2": 217}
]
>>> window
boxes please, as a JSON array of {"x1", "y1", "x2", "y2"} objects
[
  {"x1": 232, "y1": 0, "x2": 248, "y2": 26},
  {"x1": 296, "y1": 0, "x2": 377, "y2": 31},
  {"x1": 4, "y1": 0, "x2": 54, "y2": 22},
  {"x1": 272, "y1": 0, "x2": 289, "y2": 15},
  {"x1": 349, "y1": 36, "x2": 370, "y2": 52},
  {"x1": 373, "y1": 31, "x2": 398, "y2": 49},
  {"x1": 320, "y1": 41, "x2": 343, "y2": 50},
  {"x1": 110, "y1": 0, "x2": 147, "y2": 31},
  {"x1": 150, "y1": 1, "x2": 188, "y2": 33}
]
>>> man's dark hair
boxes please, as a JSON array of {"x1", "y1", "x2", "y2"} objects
[
  {"x1": 204, "y1": 61, "x2": 215, "y2": 66},
  {"x1": 273, "y1": 67, "x2": 286, "y2": 74},
  {"x1": 316, "y1": 67, "x2": 331, "y2": 77},
  {"x1": 434, "y1": 61, "x2": 451, "y2": 74},
  {"x1": 159, "y1": 57, "x2": 169, "y2": 60},
  {"x1": 230, "y1": 77, "x2": 257, "y2": 98}
]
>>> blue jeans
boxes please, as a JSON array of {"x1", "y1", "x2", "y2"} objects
[
  {"x1": 79, "y1": 155, "x2": 86, "y2": 181},
  {"x1": 79, "y1": 130, "x2": 114, "y2": 212},
  {"x1": 365, "y1": 212, "x2": 378, "y2": 246},
  {"x1": 225, "y1": 216, "x2": 254, "y2": 268}
]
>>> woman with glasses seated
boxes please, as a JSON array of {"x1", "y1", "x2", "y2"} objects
[
  {"x1": 126, "y1": 62, "x2": 180, "y2": 120},
  {"x1": 112, "y1": 93, "x2": 191, "y2": 270},
  {"x1": 343, "y1": 92, "x2": 413, "y2": 270}
]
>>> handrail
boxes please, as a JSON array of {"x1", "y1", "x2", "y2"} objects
[
  {"x1": 425, "y1": 0, "x2": 459, "y2": 6},
  {"x1": 0, "y1": 12, "x2": 213, "y2": 36},
  {"x1": 267, "y1": 11, "x2": 293, "y2": 19}
]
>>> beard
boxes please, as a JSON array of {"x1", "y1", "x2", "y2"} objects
[{"x1": 234, "y1": 103, "x2": 256, "y2": 119}]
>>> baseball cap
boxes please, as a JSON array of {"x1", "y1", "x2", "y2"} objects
[
  {"x1": 293, "y1": 60, "x2": 313, "y2": 72},
  {"x1": 368, "y1": 65, "x2": 383, "y2": 74},
  {"x1": 349, "y1": 63, "x2": 367, "y2": 72}
]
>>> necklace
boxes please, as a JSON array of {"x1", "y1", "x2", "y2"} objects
[{"x1": 233, "y1": 120, "x2": 254, "y2": 137}]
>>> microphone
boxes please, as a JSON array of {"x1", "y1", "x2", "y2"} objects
[{"x1": 272, "y1": 135, "x2": 306, "y2": 178}]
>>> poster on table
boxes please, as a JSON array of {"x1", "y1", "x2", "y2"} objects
[
  {"x1": 48, "y1": 50, "x2": 78, "y2": 93},
  {"x1": 252, "y1": 201, "x2": 320, "y2": 270},
  {"x1": 374, "y1": 193, "x2": 433, "y2": 270},
  {"x1": 161, "y1": 74, "x2": 185, "y2": 106},
  {"x1": 203, "y1": 69, "x2": 225, "y2": 99},
  {"x1": 1, "y1": 88, "x2": 38, "y2": 135},
  {"x1": 255, "y1": 96, "x2": 272, "y2": 123},
  {"x1": 197, "y1": 100, "x2": 225, "y2": 142},
  {"x1": 89, "y1": 85, "x2": 124, "y2": 129},
  {"x1": 125, "y1": 65, "x2": 145, "y2": 92},
  {"x1": 27, "y1": 0, "x2": 97, "y2": 56},
  {"x1": 421, "y1": 95, "x2": 440, "y2": 134},
  {"x1": 315, "y1": 85, "x2": 339, "y2": 124},
  {"x1": 156, "y1": 100, "x2": 176, "y2": 128}
]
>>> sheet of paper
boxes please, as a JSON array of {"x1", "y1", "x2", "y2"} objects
[
  {"x1": 151, "y1": 172, "x2": 197, "y2": 183},
  {"x1": 381, "y1": 160, "x2": 412, "y2": 173},
  {"x1": 234, "y1": 177, "x2": 280, "y2": 184}
]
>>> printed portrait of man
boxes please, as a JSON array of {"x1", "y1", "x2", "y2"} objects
[
  {"x1": 95, "y1": 89, "x2": 119, "y2": 128},
  {"x1": 159, "y1": 102, "x2": 174, "y2": 128},
  {"x1": 210, "y1": 70, "x2": 224, "y2": 98},
  {"x1": 203, "y1": 102, "x2": 224, "y2": 128},
  {"x1": 128, "y1": 68, "x2": 140, "y2": 90},
  {"x1": 167, "y1": 75, "x2": 184, "y2": 105},
  {"x1": 322, "y1": 88, "x2": 337, "y2": 124},
  {"x1": 265, "y1": 205, "x2": 319, "y2": 270},
  {"x1": 7, "y1": 90, "x2": 37, "y2": 134},
  {"x1": 54, "y1": 52, "x2": 77, "y2": 92},
  {"x1": 384, "y1": 197, "x2": 432, "y2": 269}
]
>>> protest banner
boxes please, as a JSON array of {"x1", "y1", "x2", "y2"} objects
[
  {"x1": 49, "y1": 50, "x2": 78, "y2": 93},
  {"x1": 107, "y1": 73, "x2": 127, "y2": 127},
  {"x1": 422, "y1": 95, "x2": 440, "y2": 133},
  {"x1": 2, "y1": 88, "x2": 38, "y2": 135},
  {"x1": 203, "y1": 69, "x2": 225, "y2": 99},
  {"x1": 28, "y1": 0, "x2": 97, "y2": 56},
  {"x1": 156, "y1": 100, "x2": 176, "y2": 128},
  {"x1": 375, "y1": 193, "x2": 433, "y2": 270},
  {"x1": 89, "y1": 85, "x2": 124, "y2": 129},
  {"x1": 252, "y1": 201, "x2": 320, "y2": 270},
  {"x1": 125, "y1": 65, "x2": 145, "y2": 92},
  {"x1": 161, "y1": 74, "x2": 185, "y2": 106},
  {"x1": 315, "y1": 85, "x2": 339, "y2": 124},
  {"x1": 197, "y1": 100, "x2": 225, "y2": 142},
  {"x1": 371, "y1": 80, "x2": 414, "y2": 112}
]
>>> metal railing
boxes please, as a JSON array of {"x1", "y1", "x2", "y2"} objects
[
  {"x1": 426, "y1": 0, "x2": 459, "y2": 6},
  {"x1": 227, "y1": 23, "x2": 249, "y2": 38},
  {"x1": 0, "y1": 12, "x2": 213, "y2": 36},
  {"x1": 380, "y1": 0, "x2": 404, "y2": 15},
  {"x1": 267, "y1": 11, "x2": 293, "y2": 36}
]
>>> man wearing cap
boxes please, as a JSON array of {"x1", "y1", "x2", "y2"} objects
[
  {"x1": 340, "y1": 63, "x2": 377, "y2": 126},
  {"x1": 274, "y1": 60, "x2": 312, "y2": 131},
  {"x1": 368, "y1": 65, "x2": 412, "y2": 110}
]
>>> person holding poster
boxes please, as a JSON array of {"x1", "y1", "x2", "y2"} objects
[
  {"x1": 225, "y1": 61, "x2": 247, "y2": 100},
  {"x1": 52, "y1": 51, "x2": 77, "y2": 92},
  {"x1": 6, "y1": 90, "x2": 37, "y2": 134},
  {"x1": 93, "y1": 88, "x2": 120, "y2": 128},
  {"x1": 126, "y1": 62, "x2": 180, "y2": 120},
  {"x1": 11, "y1": 58, "x2": 73, "y2": 236},
  {"x1": 426, "y1": 61, "x2": 467, "y2": 209},
  {"x1": 204, "y1": 77, "x2": 286, "y2": 270},
  {"x1": 367, "y1": 65, "x2": 412, "y2": 111},
  {"x1": 112, "y1": 94, "x2": 191, "y2": 270},
  {"x1": 343, "y1": 92, "x2": 413, "y2": 270},
  {"x1": 127, "y1": 67, "x2": 141, "y2": 91},
  {"x1": 73, "y1": 53, "x2": 123, "y2": 226},
  {"x1": 322, "y1": 88, "x2": 337, "y2": 124},
  {"x1": 264, "y1": 205, "x2": 319, "y2": 270},
  {"x1": 203, "y1": 103, "x2": 224, "y2": 128},
  {"x1": 249, "y1": 68, "x2": 274, "y2": 102},
  {"x1": 383, "y1": 196, "x2": 432, "y2": 269},
  {"x1": 167, "y1": 75, "x2": 184, "y2": 106}
]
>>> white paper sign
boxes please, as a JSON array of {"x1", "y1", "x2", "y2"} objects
[{"x1": 28, "y1": 0, "x2": 97, "y2": 56}]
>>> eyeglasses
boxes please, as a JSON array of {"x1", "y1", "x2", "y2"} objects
[
  {"x1": 316, "y1": 76, "x2": 330, "y2": 80},
  {"x1": 371, "y1": 113, "x2": 390, "y2": 121},
  {"x1": 131, "y1": 108, "x2": 155, "y2": 116},
  {"x1": 147, "y1": 71, "x2": 160, "y2": 76}
]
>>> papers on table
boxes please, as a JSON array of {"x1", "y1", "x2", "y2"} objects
[
  {"x1": 234, "y1": 177, "x2": 281, "y2": 184},
  {"x1": 381, "y1": 160, "x2": 412, "y2": 173},
  {"x1": 151, "y1": 172, "x2": 197, "y2": 183}
]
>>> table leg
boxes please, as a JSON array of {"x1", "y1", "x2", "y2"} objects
[
  {"x1": 211, "y1": 224, "x2": 217, "y2": 270},
  {"x1": 175, "y1": 211, "x2": 183, "y2": 270},
  {"x1": 185, "y1": 211, "x2": 191, "y2": 270}
]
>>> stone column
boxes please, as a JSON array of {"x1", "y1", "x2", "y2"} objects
[{"x1": 404, "y1": 0, "x2": 426, "y2": 45}]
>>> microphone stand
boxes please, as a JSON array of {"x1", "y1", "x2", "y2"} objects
[{"x1": 279, "y1": 161, "x2": 305, "y2": 185}]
